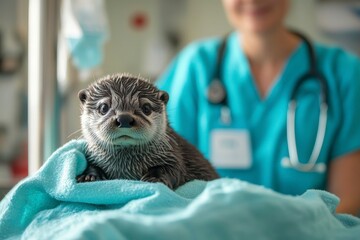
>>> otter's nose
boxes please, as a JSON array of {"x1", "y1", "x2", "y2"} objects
[{"x1": 116, "y1": 114, "x2": 135, "y2": 128}]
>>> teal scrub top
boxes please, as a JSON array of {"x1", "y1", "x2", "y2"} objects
[{"x1": 156, "y1": 32, "x2": 360, "y2": 195}]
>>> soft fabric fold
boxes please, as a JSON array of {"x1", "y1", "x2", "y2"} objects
[{"x1": 0, "y1": 140, "x2": 359, "y2": 240}]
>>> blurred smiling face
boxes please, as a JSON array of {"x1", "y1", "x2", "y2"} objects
[{"x1": 222, "y1": 0, "x2": 289, "y2": 34}]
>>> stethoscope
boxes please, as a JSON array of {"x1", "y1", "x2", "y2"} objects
[{"x1": 206, "y1": 31, "x2": 328, "y2": 173}]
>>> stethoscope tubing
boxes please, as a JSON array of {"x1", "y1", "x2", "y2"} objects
[
  {"x1": 207, "y1": 30, "x2": 329, "y2": 172},
  {"x1": 287, "y1": 100, "x2": 328, "y2": 172}
]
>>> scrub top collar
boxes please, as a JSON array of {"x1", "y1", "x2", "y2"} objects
[{"x1": 224, "y1": 32, "x2": 309, "y2": 107}]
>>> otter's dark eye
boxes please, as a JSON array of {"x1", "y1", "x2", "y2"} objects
[
  {"x1": 98, "y1": 103, "x2": 109, "y2": 115},
  {"x1": 141, "y1": 103, "x2": 152, "y2": 116}
]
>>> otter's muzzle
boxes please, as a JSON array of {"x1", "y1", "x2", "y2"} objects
[{"x1": 116, "y1": 114, "x2": 135, "y2": 128}]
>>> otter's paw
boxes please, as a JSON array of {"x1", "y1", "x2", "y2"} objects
[
  {"x1": 76, "y1": 166, "x2": 107, "y2": 183},
  {"x1": 140, "y1": 174, "x2": 174, "y2": 189},
  {"x1": 77, "y1": 173, "x2": 99, "y2": 182}
]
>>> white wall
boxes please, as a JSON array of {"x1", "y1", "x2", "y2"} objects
[
  {"x1": 181, "y1": 0, "x2": 232, "y2": 44},
  {"x1": 103, "y1": 0, "x2": 162, "y2": 77}
]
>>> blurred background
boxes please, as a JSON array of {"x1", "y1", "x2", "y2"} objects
[{"x1": 0, "y1": 0, "x2": 359, "y2": 198}]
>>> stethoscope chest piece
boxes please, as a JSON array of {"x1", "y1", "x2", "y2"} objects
[
  {"x1": 207, "y1": 79, "x2": 226, "y2": 104},
  {"x1": 207, "y1": 79, "x2": 232, "y2": 124}
]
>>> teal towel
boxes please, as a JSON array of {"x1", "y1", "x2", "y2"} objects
[{"x1": 0, "y1": 140, "x2": 359, "y2": 239}]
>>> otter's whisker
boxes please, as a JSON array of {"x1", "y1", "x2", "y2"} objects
[{"x1": 67, "y1": 129, "x2": 83, "y2": 139}]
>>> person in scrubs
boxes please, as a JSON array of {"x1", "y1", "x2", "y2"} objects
[{"x1": 156, "y1": 0, "x2": 360, "y2": 215}]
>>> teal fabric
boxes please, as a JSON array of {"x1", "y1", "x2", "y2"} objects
[
  {"x1": 156, "y1": 32, "x2": 360, "y2": 195},
  {"x1": 1, "y1": 140, "x2": 360, "y2": 239}
]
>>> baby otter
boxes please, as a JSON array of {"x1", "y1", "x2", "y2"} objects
[{"x1": 77, "y1": 73, "x2": 219, "y2": 189}]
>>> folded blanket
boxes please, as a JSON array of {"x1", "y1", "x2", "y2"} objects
[{"x1": 0, "y1": 140, "x2": 359, "y2": 240}]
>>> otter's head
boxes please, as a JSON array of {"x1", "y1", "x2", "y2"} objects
[{"x1": 78, "y1": 74, "x2": 169, "y2": 148}]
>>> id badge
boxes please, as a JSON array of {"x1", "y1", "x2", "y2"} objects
[{"x1": 210, "y1": 129, "x2": 252, "y2": 169}]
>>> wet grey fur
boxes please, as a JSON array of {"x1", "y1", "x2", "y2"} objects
[{"x1": 77, "y1": 73, "x2": 219, "y2": 189}]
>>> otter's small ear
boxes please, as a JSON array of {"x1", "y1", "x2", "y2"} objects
[
  {"x1": 78, "y1": 89, "x2": 88, "y2": 104},
  {"x1": 158, "y1": 91, "x2": 169, "y2": 105}
]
